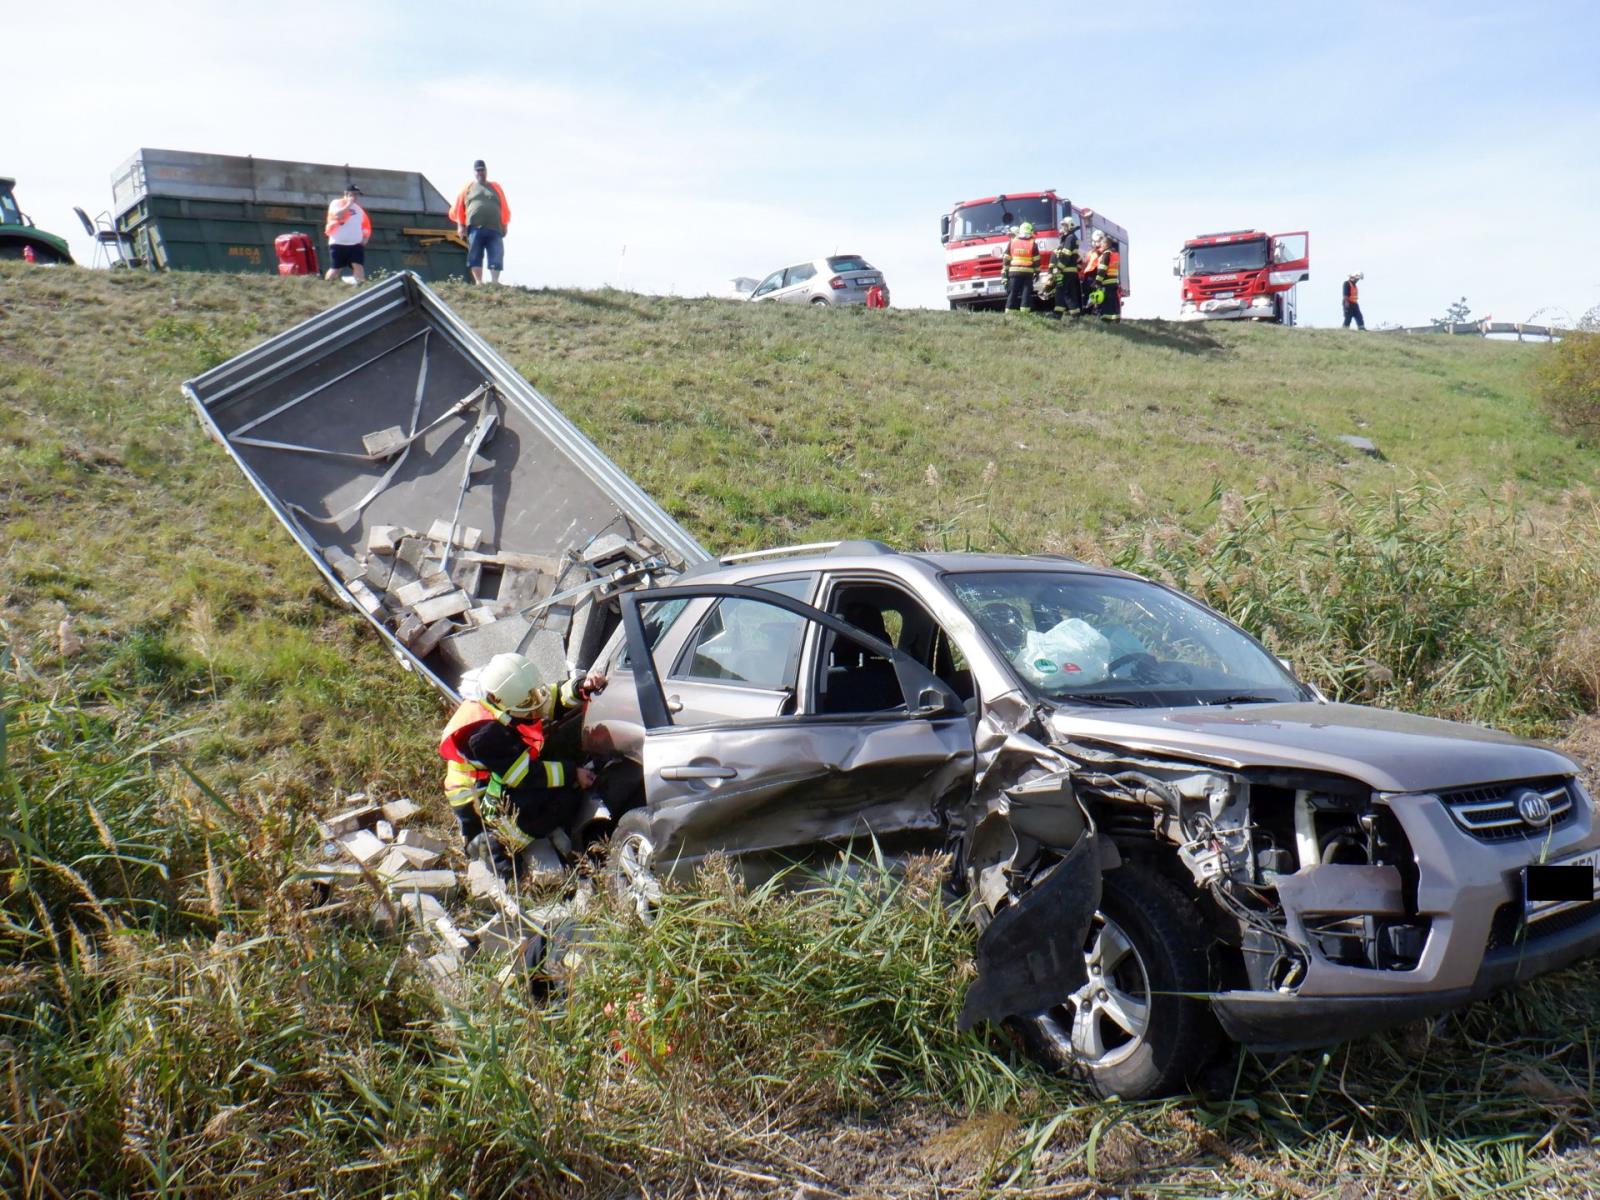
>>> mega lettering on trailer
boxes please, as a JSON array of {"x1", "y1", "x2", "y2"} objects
[
  {"x1": 1175, "y1": 229, "x2": 1309, "y2": 324},
  {"x1": 940, "y1": 191, "x2": 1130, "y2": 312}
]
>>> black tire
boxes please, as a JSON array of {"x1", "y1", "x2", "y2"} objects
[
  {"x1": 810, "y1": 296, "x2": 829, "y2": 307},
  {"x1": 1018, "y1": 862, "x2": 1219, "y2": 1099},
  {"x1": 605, "y1": 808, "x2": 661, "y2": 919}
]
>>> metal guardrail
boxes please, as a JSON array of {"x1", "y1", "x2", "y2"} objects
[{"x1": 1387, "y1": 321, "x2": 1563, "y2": 341}]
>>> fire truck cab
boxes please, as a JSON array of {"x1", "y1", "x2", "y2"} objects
[
  {"x1": 940, "y1": 191, "x2": 1129, "y2": 312},
  {"x1": 1175, "y1": 230, "x2": 1309, "y2": 325}
]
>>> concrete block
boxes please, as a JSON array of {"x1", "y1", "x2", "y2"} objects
[
  {"x1": 298, "y1": 862, "x2": 364, "y2": 886},
  {"x1": 448, "y1": 559, "x2": 484, "y2": 598},
  {"x1": 386, "y1": 870, "x2": 459, "y2": 901},
  {"x1": 347, "y1": 579, "x2": 387, "y2": 619},
  {"x1": 436, "y1": 617, "x2": 533, "y2": 673},
  {"x1": 339, "y1": 828, "x2": 388, "y2": 865},
  {"x1": 463, "y1": 605, "x2": 498, "y2": 628},
  {"x1": 412, "y1": 618, "x2": 454, "y2": 659},
  {"x1": 519, "y1": 838, "x2": 566, "y2": 885},
  {"x1": 394, "y1": 613, "x2": 426, "y2": 647},
  {"x1": 362, "y1": 426, "x2": 409, "y2": 459},
  {"x1": 398, "y1": 828, "x2": 449, "y2": 855},
  {"x1": 394, "y1": 573, "x2": 454, "y2": 608},
  {"x1": 427, "y1": 519, "x2": 483, "y2": 550},
  {"x1": 323, "y1": 547, "x2": 364, "y2": 583},
  {"x1": 324, "y1": 802, "x2": 382, "y2": 836},
  {"x1": 375, "y1": 819, "x2": 395, "y2": 843},
  {"x1": 382, "y1": 797, "x2": 421, "y2": 825},
  {"x1": 366, "y1": 524, "x2": 407, "y2": 556},
  {"x1": 432, "y1": 915, "x2": 475, "y2": 956},
  {"x1": 465, "y1": 859, "x2": 505, "y2": 902},
  {"x1": 396, "y1": 536, "x2": 440, "y2": 574},
  {"x1": 381, "y1": 843, "x2": 441, "y2": 871},
  {"x1": 395, "y1": 890, "x2": 449, "y2": 927},
  {"x1": 362, "y1": 555, "x2": 394, "y2": 592},
  {"x1": 412, "y1": 590, "x2": 471, "y2": 625}
]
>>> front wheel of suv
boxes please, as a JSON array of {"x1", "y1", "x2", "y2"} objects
[{"x1": 1018, "y1": 862, "x2": 1219, "y2": 1099}]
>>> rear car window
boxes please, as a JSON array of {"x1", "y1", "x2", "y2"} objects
[{"x1": 827, "y1": 256, "x2": 872, "y2": 273}]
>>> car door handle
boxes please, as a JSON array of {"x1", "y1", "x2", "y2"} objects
[
  {"x1": 665, "y1": 694, "x2": 683, "y2": 714},
  {"x1": 660, "y1": 764, "x2": 737, "y2": 781}
]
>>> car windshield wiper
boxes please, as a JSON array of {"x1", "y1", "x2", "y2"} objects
[
  {"x1": 1198, "y1": 694, "x2": 1281, "y2": 706},
  {"x1": 1054, "y1": 692, "x2": 1148, "y2": 708}
]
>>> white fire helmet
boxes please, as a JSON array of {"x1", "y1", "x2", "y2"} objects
[{"x1": 479, "y1": 652, "x2": 548, "y2": 716}]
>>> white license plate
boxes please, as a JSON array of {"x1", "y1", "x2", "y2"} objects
[
  {"x1": 1526, "y1": 849, "x2": 1600, "y2": 918},
  {"x1": 1214, "y1": 292, "x2": 1234, "y2": 300},
  {"x1": 856, "y1": 277, "x2": 877, "y2": 287}
]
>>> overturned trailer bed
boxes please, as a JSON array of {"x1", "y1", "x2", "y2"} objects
[{"x1": 183, "y1": 273, "x2": 711, "y2": 698}]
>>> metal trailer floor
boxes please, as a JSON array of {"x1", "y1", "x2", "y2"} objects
[{"x1": 184, "y1": 273, "x2": 710, "y2": 699}]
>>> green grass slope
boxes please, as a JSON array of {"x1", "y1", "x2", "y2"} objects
[{"x1": 3, "y1": 264, "x2": 1600, "y2": 1197}]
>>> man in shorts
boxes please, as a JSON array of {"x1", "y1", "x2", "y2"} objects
[
  {"x1": 449, "y1": 159, "x2": 512, "y2": 284},
  {"x1": 324, "y1": 184, "x2": 371, "y2": 283}
]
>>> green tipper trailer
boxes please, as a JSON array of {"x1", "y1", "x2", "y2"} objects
[{"x1": 112, "y1": 149, "x2": 467, "y2": 282}]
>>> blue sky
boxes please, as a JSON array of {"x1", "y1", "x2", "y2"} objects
[{"x1": 11, "y1": 1, "x2": 1599, "y2": 326}]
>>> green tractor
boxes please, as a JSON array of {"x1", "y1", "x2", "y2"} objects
[{"x1": 0, "y1": 178, "x2": 74, "y2": 264}]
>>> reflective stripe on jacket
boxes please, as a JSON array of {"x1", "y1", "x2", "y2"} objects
[
  {"x1": 1096, "y1": 250, "x2": 1121, "y2": 288},
  {"x1": 1003, "y1": 236, "x2": 1039, "y2": 274},
  {"x1": 438, "y1": 699, "x2": 545, "y2": 807},
  {"x1": 1051, "y1": 247, "x2": 1080, "y2": 283}
]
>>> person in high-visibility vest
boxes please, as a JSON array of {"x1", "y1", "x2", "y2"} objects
[
  {"x1": 323, "y1": 184, "x2": 372, "y2": 283},
  {"x1": 1342, "y1": 273, "x2": 1365, "y2": 330},
  {"x1": 1001, "y1": 221, "x2": 1041, "y2": 313},
  {"x1": 1087, "y1": 233, "x2": 1122, "y2": 321},
  {"x1": 448, "y1": 159, "x2": 513, "y2": 284},
  {"x1": 1050, "y1": 233, "x2": 1084, "y2": 318},
  {"x1": 438, "y1": 652, "x2": 607, "y2": 879}
]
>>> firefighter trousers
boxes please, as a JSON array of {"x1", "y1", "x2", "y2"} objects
[
  {"x1": 1053, "y1": 274, "x2": 1084, "y2": 315},
  {"x1": 1004, "y1": 272, "x2": 1036, "y2": 311},
  {"x1": 1343, "y1": 302, "x2": 1365, "y2": 330},
  {"x1": 1097, "y1": 286, "x2": 1121, "y2": 321}
]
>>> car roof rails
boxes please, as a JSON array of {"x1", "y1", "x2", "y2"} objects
[{"x1": 716, "y1": 539, "x2": 894, "y2": 567}]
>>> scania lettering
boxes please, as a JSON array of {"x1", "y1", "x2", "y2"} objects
[
  {"x1": 1175, "y1": 229, "x2": 1309, "y2": 324},
  {"x1": 940, "y1": 191, "x2": 1130, "y2": 313}
]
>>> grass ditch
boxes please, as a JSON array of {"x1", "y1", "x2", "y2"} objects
[{"x1": 4, "y1": 264, "x2": 1600, "y2": 1194}]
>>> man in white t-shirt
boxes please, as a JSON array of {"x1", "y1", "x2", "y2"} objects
[{"x1": 324, "y1": 184, "x2": 372, "y2": 283}]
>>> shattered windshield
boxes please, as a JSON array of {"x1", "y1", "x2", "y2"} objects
[
  {"x1": 950, "y1": 198, "x2": 1054, "y2": 241},
  {"x1": 948, "y1": 570, "x2": 1305, "y2": 708},
  {"x1": 1181, "y1": 239, "x2": 1269, "y2": 276}
]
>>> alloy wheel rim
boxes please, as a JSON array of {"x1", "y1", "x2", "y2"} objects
[
  {"x1": 1037, "y1": 911, "x2": 1152, "y2": 1068},
  {"x1": 616, "y1": 832, "x2": 662, "y2": 919}
]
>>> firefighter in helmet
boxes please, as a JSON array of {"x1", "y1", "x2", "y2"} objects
[
  {"x1": 438, "y1": 652, "x2": 607, "y2": 879},
  {"x1": 1088, "y1": 232, "x2": 1122, "y2": 321},
  {"x1": 1050, "y1": 233, "x2": 1084, "y2": 318},
  {"x1": 1001, "y1": 221, "x2": 1041, "y2": 314}
]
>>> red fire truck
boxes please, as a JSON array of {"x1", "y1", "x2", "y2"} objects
[
  {"x1": 940, "y1": 190, "x2": 1130, "y2": 312},
  {"x1": 1175, "y1": 229, "x2": 1309, "y2": 324}
]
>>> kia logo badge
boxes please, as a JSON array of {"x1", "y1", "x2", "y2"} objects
[{"x1": 1513, "y1": 788, "x2": 1553, "y2": 827}]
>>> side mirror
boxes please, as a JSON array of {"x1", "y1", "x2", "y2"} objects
[
  {"x1": 1171, "y1": 256, "x2": 1181, "y2": 276},
  {"x1": 939, "y1": 215, "x2": 951, "y2": 244},
  {"x1": 910, "y1": 684, "x2": 960, "y2": 719}
]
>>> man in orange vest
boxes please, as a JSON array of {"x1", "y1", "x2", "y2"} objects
[
  {"x1": 439, "y1": 652, "x2": 607, "y2": 879},
  {"x1": 324, "y1": 184, "x2": 372, "y2": 283},
  {"x1": 1001, "y1": 221, "x2": 1041, "y2": 313},
  {"x1": 449, "y1": 159, "x2": 512, "y2": 284},
  {"x1": 1342, "y1": 273, "x2": 1365, "y2": 330}
]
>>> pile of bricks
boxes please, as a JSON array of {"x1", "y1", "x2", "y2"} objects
[
  {"x1": 320, "y1": 522, "x2": 565, "y2": 672},
  {"x1": 301, "y1": 793, "x2": 583, "y2": 993}
]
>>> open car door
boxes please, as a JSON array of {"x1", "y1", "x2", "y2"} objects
[
  {"x1": 619, "y1": 584, "x2": 975, "y2": 880},
  {"x1": 1269, "y1": 231, "x2": 1310, "y2": 286}
]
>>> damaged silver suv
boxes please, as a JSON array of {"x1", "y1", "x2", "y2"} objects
[{"x1": 584, "y1": 541, "x2": 1600, "y2": 1099}]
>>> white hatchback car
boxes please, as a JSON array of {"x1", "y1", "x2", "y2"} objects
[{"x1": 746, "y1": 255, "x2": 888, "y2": 307}]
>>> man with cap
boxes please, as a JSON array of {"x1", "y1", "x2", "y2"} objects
[
  {"x1": 1342, "y1": 273, "x2": 1365, "y2": 330},
  {"x1": 448, "y1": 159, "x2": 513, "y2": 284},
  {"x1": 323, "y1": 184, "x2": 372, "y2": 283}
]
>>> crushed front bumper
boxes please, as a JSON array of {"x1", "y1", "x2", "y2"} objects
[{"x1": 1213, "y1": 898, "x2": 1600, "y2": 1049}]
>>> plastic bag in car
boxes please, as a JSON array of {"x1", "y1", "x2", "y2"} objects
[{"x1": 1014, "y1": 617, "x2": 1112, "y2": 689}]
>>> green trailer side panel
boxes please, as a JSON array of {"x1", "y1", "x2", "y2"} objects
[{"x1": 116, "y1": 194, "x2": 467, "y2": 282}]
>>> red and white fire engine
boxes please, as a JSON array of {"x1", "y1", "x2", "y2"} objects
[
  {"x1": 1175, "y1": 230, "x2": 1309, "y2": 324},
  {"x1": 940, "y1": 190, "x2": 1130, "y2": 312}
]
